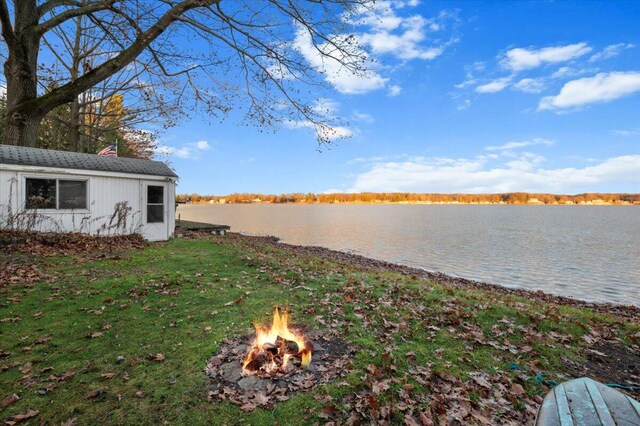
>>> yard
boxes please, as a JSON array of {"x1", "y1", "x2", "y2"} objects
[{"x1": 1, "y1": 231, "x2": 639, "y2": 425}]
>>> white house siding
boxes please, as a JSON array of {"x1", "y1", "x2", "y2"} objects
[{"x1": 0, "y1": 165, "x2": 175, "y2": 241}]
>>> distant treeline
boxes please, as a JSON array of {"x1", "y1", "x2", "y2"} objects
[{"x1": 177, "y1": 192, "x2": 640, "y2": 205}]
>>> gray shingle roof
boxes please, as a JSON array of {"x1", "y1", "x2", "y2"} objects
[{"x1": 0, "y1": 145, "x2": 178, "y2": 178}]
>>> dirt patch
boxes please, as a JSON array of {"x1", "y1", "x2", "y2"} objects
[{"x1": 566, "y1": 343, "x2": 640, "y2": 399}]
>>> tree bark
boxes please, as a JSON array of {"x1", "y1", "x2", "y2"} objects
[
  {"x1": 68, "y1": 17, "x2": 82, "y2": 152},
  {"x1": 3, "y1": 0, "x2": 42, "y2": 146}
]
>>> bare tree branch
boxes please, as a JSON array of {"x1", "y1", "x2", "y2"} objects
[
  {"x1": 0, "y1": 0, "x2": 17, "y2": 51},
  {"x1": 36, "y1": 1, "x2": 116, "y2": 35},
  {"x1": 26, "y1": 0, "x2": 221, "y2": 116}
]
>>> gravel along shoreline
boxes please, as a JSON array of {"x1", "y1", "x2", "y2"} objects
[{"x1": 219, "y1": 232, "x2": 640, "y2": 323}]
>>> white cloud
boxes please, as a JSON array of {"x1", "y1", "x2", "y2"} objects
[
  {"x1": 359, "y1": 15, "x2": 447, "y2": 60},
  {"x1": 612, "y1": 128, "x2": 640, "y2": 136},
  {"x1": 388, "y1": 85, "x2": 402, "y2": 96},
  {"x1": 195, "y1": 140, "x2": 210, "y2": 150},
  {"x1": 284, "y1": 98, "x2": 354, "y2": 141},
  {"x1": 292, "y1": 4, "x2": 456, "y2": 95},
  {"x1": 539, "y1": 71, "x2": 640, "y2": 111},
  {"x1": 500, "y1": 42, "x2": 592, "y2": 71},
  {"x1": 589, "y1": 43, "x2": 634, "y2": 62},
  {"x1": 475, "y1": 76, "x2": 512, "y2": 93},
  {"x1": 293, "y1": 27, "x2": 387, "y2": 95},
  {"x1": 551, "y1": 66, "x2": 572, "y2": 79},
  {"x1": 285, "y1": 119, "x2": 353, "y2": 141},
  {"x1": 550, "y1": 66, "x2": 597, "y2": 80},
  {"x1": 352, "y1": 111, "x2": 374, "y2": 123},
  {"x1": 153, "y1": 140, "x2": 212, "y2": 159},
  {"x1": 456, "y1": 99, "x2": 471, "y2": 110},
  {"x1": 348, "y1": 154, "x2": 640, "y2": 193},
  {"x1": 485, "y1": 137, "x2": 554, "y2": 152},
  {"x1": 455, "y1": 78, "x2": 476, "y2": 89},
  {"x1": 352, "y1": 4, "x2": 457, "y2": 61},
  {"x1": 346, "y1": 155, "x2": 389, "y2": 165},
  {"x1": 513, "y1": 78, "x2": 545, "y2": 93}
]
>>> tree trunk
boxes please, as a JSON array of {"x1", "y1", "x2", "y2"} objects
[
  {"x1": 3, "y1": 113, "x2": 41, "y2": 146},
  {"x1": 68, "y1": 16, "x2": 83, "y2": 152},
  {"x1": 69, "y1": 98, "x2": 81, "y2": 151},
  {"x1": 3, "y1": 0, "x2": 42, "y2": 147}
]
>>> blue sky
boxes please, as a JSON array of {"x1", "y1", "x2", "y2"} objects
[{"x1": 156, "y1": 1, "x2": 640, "y2": 195}]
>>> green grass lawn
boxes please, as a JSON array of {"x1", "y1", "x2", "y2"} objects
[{"x1": 1, "y1": 234, "x2": 638, "y2": 425}]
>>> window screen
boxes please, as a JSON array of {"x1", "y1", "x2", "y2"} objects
[
  {"x1": 59, "y1": 180, "x2": 87, "y2": 209},
  {"x1": 25, "y1": 178, "x2": 57, "y2": 209},
  {"x1": 147, "y1": 186, "x2": 164, "y2": 223}
]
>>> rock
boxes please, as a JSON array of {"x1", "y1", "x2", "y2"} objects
[
  {"x1": 116, "y1": 356, "x2": 125, "y2": 364},
  {"x1": 238, "y1": 376, "x2": 259, "y2": 391},
  {"x1": 220, "y1": 361, "x2": 242, "y2": 383},
  {"x1": 237, "y1": 376, "x2": 270, "y2": 393}
]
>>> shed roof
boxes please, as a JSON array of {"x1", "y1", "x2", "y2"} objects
[{"x1": 0, "y1": 145, "x2": 178, "y2": 178}]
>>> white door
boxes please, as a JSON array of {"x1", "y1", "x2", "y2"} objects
[{"x1": 141, "y1": 182, "x2": 168, "y2": 241}]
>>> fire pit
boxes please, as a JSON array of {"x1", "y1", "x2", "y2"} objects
[
  {"x1": 205, "y1": 305, "x2": 356, "y2": 410},
  {"x1": 242, "y1": 305, "x2": 313, "y2": 375}
]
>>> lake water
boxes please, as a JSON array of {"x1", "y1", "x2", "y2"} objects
[{"x1": 177, "y1": 204, "x2": 640, "y2": 306}]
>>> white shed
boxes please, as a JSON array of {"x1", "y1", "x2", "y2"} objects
[{"x1": 0, "y1": 145, "x2": 177, "y2": 241}]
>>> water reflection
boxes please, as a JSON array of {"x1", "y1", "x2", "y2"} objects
[{"x1": 177, "y1": 204, "x2": 640, "y2": 306}]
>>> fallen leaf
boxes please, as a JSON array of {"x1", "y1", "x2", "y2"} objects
[
  {"x1": 372, "y1": 380, "x2": 390, "y2": 395},
  {"x1": 471, "y1": 374, "x2": 492, "y2": 389},
  {"x1": 1, "y1": 393, "x2": 19, "y2": 407},
  {"x1": 86, "y1": 332, "x2": 102, "y2": 339},
  {"x1": 19, "y1": 363, "x2": 32, "y2": 374},
  {"x1": 419, "y1": 410, "x2": 434, "y2": 426},
  {"x1": 5, "y1": 409, "x2": 39, "y2": 425},
  {"x1": 33, "y1": 336, "x2": 51, "y2": 345},
  {"x1": 86, "y1": 387, "x2": 107, "y2": 400},
  {"x1": 319, "y1": 404, "x2": 338, "y2": 419},
  {"x1": 99, "y1": 373, "x2": 115, "y2": 380},
  {"x1": 151, "y1": 353, "x2": 165, "y2": 362},
  {"x1": 254, "y1": 393, "x2": 269, "y2": 406},
  {"x1": 512, "y1": 383, "x2": 526, "y2": 396}
]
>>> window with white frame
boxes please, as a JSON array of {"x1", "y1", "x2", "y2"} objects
[
  {"x1": 146, "y1": 185, "x2": 164, "y2": 223},
  {"x1": 25, "y1": 178, "x2": 88, "y2": 210}
]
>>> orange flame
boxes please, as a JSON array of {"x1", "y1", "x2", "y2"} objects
[{"x1": 242, "y1": 305, "x2": 312, "y2": 373}]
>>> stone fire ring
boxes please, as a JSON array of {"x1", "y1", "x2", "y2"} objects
[{"x1": 205, "y1": 332, "x2": 356, "y2": 410}]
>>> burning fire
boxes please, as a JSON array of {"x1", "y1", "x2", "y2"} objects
[{"x1": 242, "y1": 306, "x2": 313, "y2": 374}]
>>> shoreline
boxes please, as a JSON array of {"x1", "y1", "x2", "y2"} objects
[
  {"x1": 182, "y1": 201, "x2": 639, "y2": 206},
  {"x1": 219, "y1": 231, "x2": 640, "y2": 321}
]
